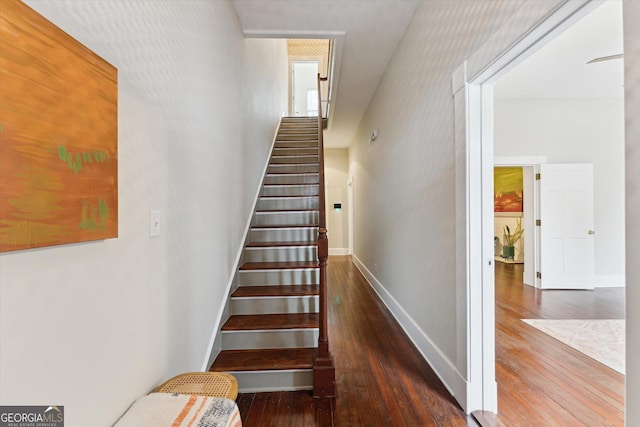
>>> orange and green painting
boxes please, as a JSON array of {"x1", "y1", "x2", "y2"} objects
[
  {"x1": 0, "y1": 0, "x2": 118, "y2": 252},
  {"x1": 494, "y1": 167, "x2": 523, "y2": 213}
]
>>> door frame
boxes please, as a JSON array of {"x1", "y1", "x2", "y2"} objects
[
  {"x1": 452, "y1": 0, "x2": 602, "y2": 413},
  {"x1": 291, "y1": 60, "x2": 320, "y2": 116},
  {"x1": 494, "y1": 156, "x2": 546, "y2": 287}
]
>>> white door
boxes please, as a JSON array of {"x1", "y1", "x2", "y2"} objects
[
  {"x1": 292, "y1": 62, "x2": 319, "y2": 116},
  {"x1": 539, "y1": 163, "x2": 595, "y2": 289}
]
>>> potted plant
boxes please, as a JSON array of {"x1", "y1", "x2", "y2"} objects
[{"x1": 502, "y1": 219, "x2": 523, "y2": 260}]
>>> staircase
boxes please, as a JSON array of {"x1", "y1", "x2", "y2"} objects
[{"x1": 209, "y1": 117, "x2": 323, "y2": 392}]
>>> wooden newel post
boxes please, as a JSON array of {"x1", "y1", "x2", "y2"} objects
[{"x1": 313, "y1": 227, "x2": 335, "y2": 397}]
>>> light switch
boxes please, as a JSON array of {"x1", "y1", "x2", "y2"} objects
[{"x1": 150, "y1": 211, "x2": 161, "y2": 237}]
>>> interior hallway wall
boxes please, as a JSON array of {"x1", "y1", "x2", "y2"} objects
[
  {"x1": 623, "y1": 0, "x2": 640, "y2": 424},
  {"x1": 325, "y1": 149, "x2": 349, "y2": 254},
  {"x1": 494, "y1": 97, "x2": 625, "y2": 285},
  {"x1": 347, "y1": 0, "x2": 527, "y2": 387},
  {"x1": 0, "y1": 2, "x2": 287, "y2": 425}
]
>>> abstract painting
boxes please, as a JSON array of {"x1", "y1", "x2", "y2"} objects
[
  {"x1": 494, "y1": 167, "x2": 523, "y2": 213},
  {"x1": 0, "y1": 0, "x2": 118, "y2": 252}
]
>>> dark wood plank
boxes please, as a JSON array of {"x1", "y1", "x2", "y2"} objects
[
  {"x1": 232, "y1": 285, "x2": 319, "y2": 298},
  {"x1": 245, "y1": 241, "x2": 317, "y2": 247},
  {"x1": 239, "y1": 261, "x2": 319, "y2": 270},
  {"x1": 240, "y1": 392, "x2": 270, "y2": 426},
  {"x1": 222, "y1": 313, "x2": 319, "y2": 331},
  {"x1": 491, "y1": 262, "x2": 624, "y2": 426},
  {"x1": 235, "y1": 256, "x2": 475, "y2": 426},
  {"x1": 233, "y1": 257, "x2": 625, "y2": 426},
  {"x1": 211, "y1": 348, "x2": 315, "y2": 372},
  {"x1": 255, "y1": 209, "x2": 318, "y2": 212},
  {"x1": 472, "y1": 411, "x2": 507, "y2": 427},
  {"x1": 235, "y1": 393, "x2": 255, "y2": 419}
]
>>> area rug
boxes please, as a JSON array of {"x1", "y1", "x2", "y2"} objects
[{"x1": 521, "y1": 319, "x2": 625, "y2": 374}]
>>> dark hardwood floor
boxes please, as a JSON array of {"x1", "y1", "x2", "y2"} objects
[
  {"x1": 236, "y1": 257, "x2": 625, "y2": 426},
  {"x1": 490, "y1": 262, "x2": 625, "y2": 426},
  {"x1": 237, "y1": 256, "x2": 476, "y2": 426}
]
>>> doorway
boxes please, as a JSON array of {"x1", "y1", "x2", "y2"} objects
[
  {"x1": 493, "y1": 164, "x2": 535, "y2": 286},
  {"x1": 292, "y1": 61, "x2": 319, "y2": 117},
  {"x1": 453, "y1": 0, "x2": 625, "y2": 414}
]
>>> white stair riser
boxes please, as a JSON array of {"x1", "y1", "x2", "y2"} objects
[
  {"x1": 262, "y1": 185, "x2": 318, "y2": 197},
  {"x1": 222, "y1": 329, "x2": 318, "y2": 349},
  {"x1": 273, "y1": 148, "x2": 318, "y2": 156},
  {"x1": 270, "y1": 156, "x2": 318, "y2": 164},
  {"x1": 277, "y1": 131, "x2": 317, "y2": 136},
  {"x1": 238, "y1": 269, "x2": 319, "y2": 286},
  {"x1": 257, "y1": 197, "x2": 318, "y2": 210},
  {"x1": 231, "y1": 296, "x2": 319, "y2": 315},
  {"x1": 253, "y1": 211, "x2": 319, "y2": 226},
  {"x1": 244, "y1": 246, "x2": 317, "y2": 262},
  {"x1": 231, "y1": 370, "x2": 313, "y2": 393},
  {"x1": 264, "y1": 174, "x2": 319, "y2": 185},
  {"x1": 249, "y1": 227, "x2": 317, "y2": 243},
  {"x1": 274, "y1": 143, "x2": 317, "y2": 149},
  {"x1": 268, "y1": 164, "x2": 319, "y2": 174}
]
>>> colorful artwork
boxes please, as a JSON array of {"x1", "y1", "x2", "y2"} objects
[
  {"x1": 0, "y1": 0, "x2": 118, "y2": 252},
  {"x1": 494, "y1": 167, "x2": 523, "y2": 213}
]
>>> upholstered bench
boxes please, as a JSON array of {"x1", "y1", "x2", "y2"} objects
[{"x1": 114, "y1": 372, "x2": 241, "y2": 427}]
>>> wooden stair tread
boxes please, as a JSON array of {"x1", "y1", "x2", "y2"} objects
[
  {"x1": 265, "y1": 170, "x2": 318, "y2": 175},
  {"x1": 222, "y1": 313, "x2": 319, "y2": 330},
  {"x1": 263, "y1": 183, "x2": 318, "y2": 186},
  {"x1": 269, "y1": 162, "x2": 319, "y2": 166},
  {"x1": 259, "y1": 196, "x2": 319, "y2": 199},
  {"x1": 259, "y1": 194, "x2": 318, "y2": 198},
  {"x1": 271, "y1": 153, "x2": 318, "y2": 156},
  {"x1": 255, "y1": 208, "x2": 318, "y2": 213},
  {"x1": 246, "y1": 241, "x2": 316, "y2": 247},
  {"x1": 274, "y1": 145, "x2": 318, "y2": 149},
  {"x1": 251, "y1": 225, "x2": 318, "y2": 231},
  {"x1": 232, "y1": 285, "x2": 319, "y2": 298},
  {"x1": 266, "y1": 171, "x2": 318, "y2": 174},
  {"x1": 240, "y1": 261, "x2": 319, "y2": 270},
  {"x1": 210, "y1": 348, "x2": 315, "y2": 372}
]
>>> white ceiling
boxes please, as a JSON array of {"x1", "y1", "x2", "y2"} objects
[
  {"x1": 494, "y1": 1, "x2": 624, "y2": 99},
  {"x1": 232, "y1": 0, "x2": 624, "y2": 147},
  {"x1": 232, "y1": 0, "x2": 419, "y2": 148}
]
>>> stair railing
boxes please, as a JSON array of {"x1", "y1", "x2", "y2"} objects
[{"x1": 313, "y1": 73, "x2": 335, "y2": 397}]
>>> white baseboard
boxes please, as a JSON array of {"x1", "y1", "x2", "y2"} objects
[
  {"x1": 329, "y1": 248, "x2": 349, "y2": 256},
  {"x1": 201, "y1": 118, "x2": 283, "y2": 371},
  {"x1": 594, "y1": 275, "x2": 625, "y2": 288},
  {"x1": 351, "y1": 255, "x2": 467, "y2": 408}
]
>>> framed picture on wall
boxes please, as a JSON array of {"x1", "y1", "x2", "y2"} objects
[{"x1": 494, "y1": 167, "x2": 523, "y2": 217}]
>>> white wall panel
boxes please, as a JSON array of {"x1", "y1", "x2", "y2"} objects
[
  {"x1": 494, "y1": 97, "x2": 625, "y2": 281},
  {"x1": 0, "y1": 1, "x2": 287, "y2": 425},
  {"x1": 348, "y1": 0, "x2": 526, "y2": 375},
  {"x1": 623, "y1": 0, "x2": 640, "y2": 424}
]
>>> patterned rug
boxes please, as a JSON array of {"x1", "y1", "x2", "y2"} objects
[{"x1": 522, "y1": 319, "x2": 625, "y2": 374}]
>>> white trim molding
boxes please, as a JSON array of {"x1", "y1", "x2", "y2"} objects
[
  {"x1": 452, "y1": 0, "x2": 604, "y2": 415},
  {"x1": 329, "y1": 248, "x2": 349, "y2": 256},
  {"x1": 201, "y1": 118, "x2": 283, "y2": 371},
  {"x1": 351, "y1": 255, "x2": 467, "y2": 408}
]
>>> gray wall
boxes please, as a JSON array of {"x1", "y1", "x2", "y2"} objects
[
  {"x1": 349, "y1": 0, "x2": 639, "y2": 421},
  {"x1": 348, "y1": 0, "x2": 526, "y2": 374},
  {"x1": 623, "y1": 1, "x2": 640, "y2": 424},
  {"x1": 494, "y1": 97, "x2": 625, "y2": 284},
  {"x1": 0, "y1": 2, "x2": 287, "y2": 425}
]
